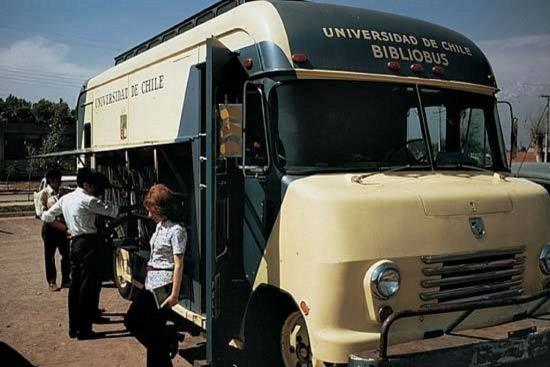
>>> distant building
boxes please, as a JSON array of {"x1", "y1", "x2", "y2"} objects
[
  {"x1": 512, "y1": 148, "x2": 546, "y2": 164},
  {"x1": 0, "y1": 121, "x2": 75, "y2": 180}
]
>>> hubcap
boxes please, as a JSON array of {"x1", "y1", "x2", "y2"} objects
[{"x1": 281, "y1": 311, "x2": 312, "y2": 367}]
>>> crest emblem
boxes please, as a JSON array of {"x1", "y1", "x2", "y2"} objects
[{"x1": 469, "y1": 217, "x2": 486, "y2": 240}]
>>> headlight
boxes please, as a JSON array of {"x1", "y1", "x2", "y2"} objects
[
  {"x1": 370, "y1": 261, "x2": 401, "y2": 299},
  {"x1": 539, "y1": 244, "x2": 550, "y2": 274}
]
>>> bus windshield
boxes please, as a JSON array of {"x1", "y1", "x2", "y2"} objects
[{"x1": 269, "y1": 80, "x2": 507, "y2": 174}]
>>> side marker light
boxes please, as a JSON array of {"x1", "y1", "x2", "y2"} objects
[
  {"x1": 387, "y1": 61, "x2": 401, "y2": 71},
  {"x1": 243, "y1": 58, "x2": 254, "y2": 69},
  {"x1": 410, "y1": 63, "x2": 424, "y2": 73},
  {"x1": 300, "y1": 301, "x2": 310, "y2": 316},
  {"x1": 292, "y1": 53, "x2": 308, "y2": 63},
  {"x1": 432, "y1": 65, "x2": 445, "y2": 75}
]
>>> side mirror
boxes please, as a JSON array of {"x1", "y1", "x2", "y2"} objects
[
  {"x1": 497, "y1": 101, "x2": 517, "y2": 167},
  {"x1": 241, "y1": 82, "x2": 269, "y2": 177},
  {"x1": 218, "y1": 104, "x2": 243, "y2": 158}
]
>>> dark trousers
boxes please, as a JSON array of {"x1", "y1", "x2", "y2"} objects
[
  {"x1": 69, "y1": 235, "x2": 102, "y2": 335},
  {"x1": 125, "y1": 290, "x2": 173, "y2": 367},
  {"x1": 41, "y1": 223, "x2": 70, "y2": 285}
]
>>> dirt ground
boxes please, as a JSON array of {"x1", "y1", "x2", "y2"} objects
[{"x1": 0, "y1": 217, "x2": 196, "y2": 367}]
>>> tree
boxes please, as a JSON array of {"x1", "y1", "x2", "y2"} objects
[
  {"x1": 26, "y1": 98, "x2": 76, "y2": 177},
  {"x1": 0, "y1": 94, "x2": 35, "y2": 125}
]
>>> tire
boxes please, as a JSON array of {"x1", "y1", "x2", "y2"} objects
[
  {"x1": 280, "y1": 311, "x2": 314, "y2": 367},
  {"x1": 245, "y1": 301, "x2": 314, "y2": 367},
  {"x1": 113, "y1": 248, "x2": 136, "y2": 300}
]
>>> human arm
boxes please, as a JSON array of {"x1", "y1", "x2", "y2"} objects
[
  {"x1": 161, "y1": 226, "x2": 187, "y2": 308},
  {"x1": 161, "y1": 254, "x2": 184, "y2": 308},
  {"x1": 36, "y1": 189, "x2": 49, "y2": 217},
  {"x1": 49, "y1": 220, "x2": 70, "y2": 237},
  {"x1": 41, "y1": 198, "x2": 63, "y2": 224},
  {"x1": 87, "y1": 197, "x2": 119, "y2": 218}
]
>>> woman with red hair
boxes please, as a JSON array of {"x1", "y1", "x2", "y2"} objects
[{"x1": 125, "y1": 184, "x2": 186, "y2": 367}]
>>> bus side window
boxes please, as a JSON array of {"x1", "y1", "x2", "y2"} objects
[
  {"x1": 244, "y1": 88, "x2": 268, "y2": 168},
  {"x1": 84, "y1": 122, "x2": 91, "y2": 148}
]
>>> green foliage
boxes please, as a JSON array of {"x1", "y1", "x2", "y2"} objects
[
  {"x1": 0, "y1": 95, "x2": 35, "y2": 124},
  {"x1": 29, "y1": 98, "x2": 74, "y2": 127},
  {"x1": 0, "y1": 95, "x2": 78, "y2": 177},
  {"x1": 4, "y1": 162, "x2": 17, "y2": 189}
]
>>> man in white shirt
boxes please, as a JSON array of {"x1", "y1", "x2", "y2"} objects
[
  {"x1": 37, "y1": 169, "x2": 70, "y2": 291},
  {"x1": 42, "y1": 167, "x2": 120, "y2": 340}
]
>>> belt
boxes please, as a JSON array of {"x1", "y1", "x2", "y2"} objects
[
  {"x1": 147, "y1": 266, "x2": 173, "y2": 272},
  {"x1": 73, "y1": 233, "x2": 98, "y2": 239}
]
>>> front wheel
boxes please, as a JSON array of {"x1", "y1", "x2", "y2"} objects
[
  {"x1": 245, "y1": 308, "x2": 320, "y2": 367},
  {"x1": 113, "y1": 248, "x2": 136, "y2": 300},
  {"x1": 281, "y1": 311, "x2": 314, "y2": 367}
]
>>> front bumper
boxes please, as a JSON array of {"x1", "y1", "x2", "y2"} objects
[{"x1": 349, "y1": 290, "x2": 550, "y2": 367}]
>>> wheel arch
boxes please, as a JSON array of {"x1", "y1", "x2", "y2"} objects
[{"x1": 242, "y1": 283, "x2": 300, "y2": 341}]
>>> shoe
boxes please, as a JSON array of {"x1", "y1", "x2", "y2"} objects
[
  {"x1": 76, "y1": 331, "x2": 99, "y2": 340},
  {"x1": 48, "y1": 283, "x2": 60, "y2": 292},
  {"x1": 169, "y1": 337, "x2": 179, "y2": 359},
  {"x1": 93, "y1": 315, "x2": 110, "y2": 324},
  {"x1": 169, "y1": 330, "x2": 184, "y2": 359}
]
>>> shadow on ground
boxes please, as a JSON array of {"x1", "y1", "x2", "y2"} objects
[{"x1": 0, "y1": 341, "x2": 35, "y2": 367}]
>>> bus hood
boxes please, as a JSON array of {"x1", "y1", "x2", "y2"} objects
[
  {"x1": 262, "y1": 171, "x2": 550, "y2": 362},
  {"x1": 279, "y1": 171, "x2": 550, "y2": 263}
]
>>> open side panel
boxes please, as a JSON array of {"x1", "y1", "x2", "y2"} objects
[{"x1": 205, "y1": 36, "x2": 250, "y2": 364}]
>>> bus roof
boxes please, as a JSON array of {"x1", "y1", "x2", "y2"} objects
[
  {"x1": 87, "y1": 0, "x2": 496, "y2": 94},
  {"x1": 269, "y1": 1, "x2": 496, "y2": 88}
]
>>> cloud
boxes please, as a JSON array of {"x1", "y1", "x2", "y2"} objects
[
  {"x1": 478, "y1": 34, "x2": 550, "y2": 146},
  {"x1": 0, "y1": 37, "x2": 98, "y2": 106}
]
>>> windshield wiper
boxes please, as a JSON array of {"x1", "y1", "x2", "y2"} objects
[
  {"x1": 439, "y1": 163, "x2": 494, "y2": 174},
  {"x1": 352, "y1": 164, "x2": 417, "y2": 183}
]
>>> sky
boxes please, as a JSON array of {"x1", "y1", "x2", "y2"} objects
[{"x1": 0, "y1": 0, "x2": 549, "y2": 146}]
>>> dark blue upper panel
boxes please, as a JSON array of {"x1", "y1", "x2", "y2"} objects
[{"x1": 269, "y1": 1, "x2": 496, "y2": 88}]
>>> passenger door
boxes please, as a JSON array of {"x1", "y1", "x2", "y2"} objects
[{"x1": 204, "y1": 36, "x2": 249, "y2": 364}]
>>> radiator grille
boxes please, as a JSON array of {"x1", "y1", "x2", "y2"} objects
[{"x1": 420, "y1": 246, "x2": 526, "y2": 307}]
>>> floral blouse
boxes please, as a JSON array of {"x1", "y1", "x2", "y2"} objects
[{"x1": 144, "y1": 220, "x2": 187, "y2": 290}]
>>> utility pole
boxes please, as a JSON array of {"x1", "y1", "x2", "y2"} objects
[{"x1": 541, "y1": 95, "x2": 550, "y2": 163}]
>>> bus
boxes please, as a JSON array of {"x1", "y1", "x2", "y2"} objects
[{"x1": 45, "y1": 0, "x2": 550, "y2": 365}]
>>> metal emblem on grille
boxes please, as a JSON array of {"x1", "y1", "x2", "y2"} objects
[{"x1": 469, "y1": 217, "x2": 486, "y2": 240}]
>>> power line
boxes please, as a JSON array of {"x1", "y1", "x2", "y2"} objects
[
  {"x1": 0, "y1": 25, "x2": 124, "y2": 52},
  {"x1": 1, "y1": 75, "x2": 83, "y2": 90},
  {"x1": 0, "y1": 69, "x2": 88, "y2": 84},
  {"x1": 520, "y1": 83, "x2": 550, "y2": 87},
  {"x1": 0, "y1": 25, "x2": 129, "y2": 48},
  {"x1": 0, "y1": 73, "x2": 83, "y2": 87},
  {"x1": 2, "y1": 76, "x2": 81, "y2": 89},
  {"x1": 0, "y1": 65, "x2": 92, "y2": 80}
]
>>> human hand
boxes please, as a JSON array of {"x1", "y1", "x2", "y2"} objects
[
  {"x1": 160, "y1": 294, "x2": 179, "y2": 308},
  {"x1": 118, "y1": 204, "x2": 139, "y2": 214},
  {"x1": 65, "y1": 229, "x2": 74, "y2": 239}
]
